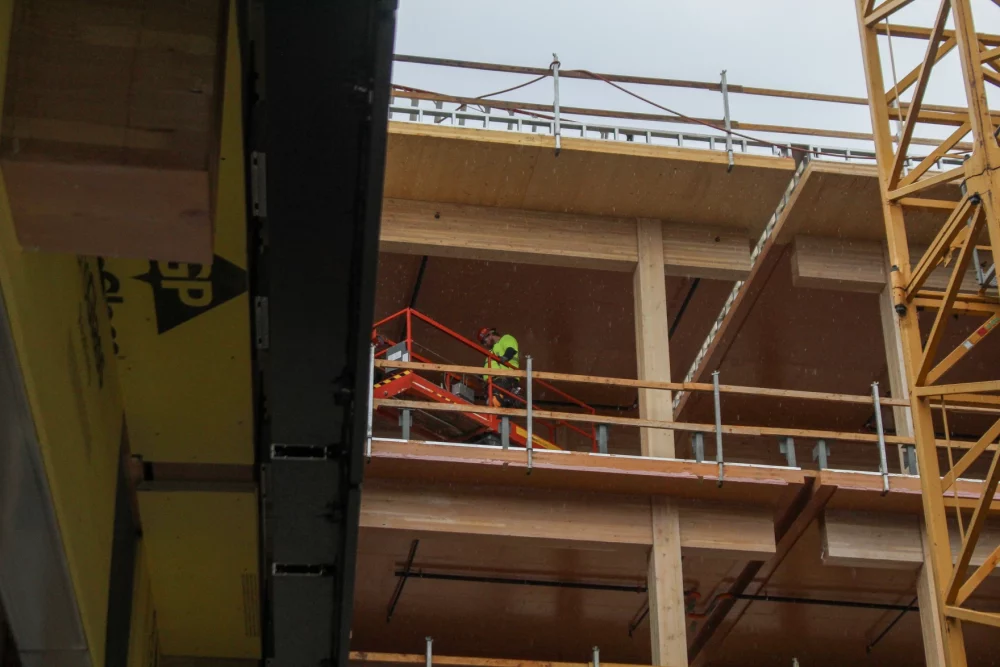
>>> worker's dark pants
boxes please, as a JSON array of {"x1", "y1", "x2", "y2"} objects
[{"x1": 492, "y1": 376, "x2": 523, "y2": 407}]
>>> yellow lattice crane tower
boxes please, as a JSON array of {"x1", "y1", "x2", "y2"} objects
[{"x1": 855, "y1": 1, "x2": 1000, "y2": 665}]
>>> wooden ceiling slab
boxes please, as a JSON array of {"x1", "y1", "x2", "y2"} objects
[
  {"x1": 772, "y1": 160, "x2": 957, "y2": 245},
  {"x1": 384, "y1": 123, "x2": 796, "y2": 238}
]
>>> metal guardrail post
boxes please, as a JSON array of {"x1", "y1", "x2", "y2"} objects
[
  {"x1": 779, "y1": 437, "x2": 797, "y2": 467},
  {"x1": 721, "y1": 69, "x2": 734, "y2": 172},
  {"x1": 526, "y1": 355, "x2": 534, "y2": 474},
  {"x1": 592, "y1": 646, "x2": 600, "y2": 667},
  {"x1": 366, "y1": 344, "x2": 375, "y2": 461},
  {"x1": 400, "y1": 409, "x2": 411, "y2": 441},
  {"x1": 597, "y1": 424, "x2": 609, "y2": 454},
  {"x1": 501, "y1": 416, "x2": 510, "y2": 450},
  {"x1": 425, "y1": 637, "x2": 433, "y2": 667},
  {"x1": 552, "y1": 54, "x2": 562, "y2": 156},
  {"x1": 903, "y1": 444, "x2": 917, "y2": 475},
  {"x1": 812, "y1": 439, "x2": 830, "y2": 470},
  {"x1": 872, "y1": 382, "x2": 889, "y2": 495},
  {"x1": 692, "y1": 432, "x2": 705, "y2": 463},
  {"x1": 712, "y1": 370, "x2": 724, "y2": 486}
]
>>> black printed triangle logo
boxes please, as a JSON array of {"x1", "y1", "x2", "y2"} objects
[{"x1": 135, "y1": 255, "x2": 247, "y2": 334}]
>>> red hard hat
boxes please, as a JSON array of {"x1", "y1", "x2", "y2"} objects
[{"x1": 476, "y1": 327, "x2": 496, "y2": 345}]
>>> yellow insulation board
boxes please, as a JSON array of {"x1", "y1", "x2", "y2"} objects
[
  {"x1": 128, "y1": 540, "x2": 161, "y2": 667},
  {"x1": 137, "y1": 491, "x2": 260, "y2": 658}
]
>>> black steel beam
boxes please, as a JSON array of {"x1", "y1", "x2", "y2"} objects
[{"x1": 241, "y1": 2, "x2": 396, "y2": 666}]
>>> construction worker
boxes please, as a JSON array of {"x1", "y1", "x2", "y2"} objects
[{"x1": 476, "y1": 327, "x2": 522, "y2": 407}]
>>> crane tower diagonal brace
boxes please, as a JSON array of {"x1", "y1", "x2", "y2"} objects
[{"x1": 855, "y1": 2, "x2": 1000, "y2": 666}]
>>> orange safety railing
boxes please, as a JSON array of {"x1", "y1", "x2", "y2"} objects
[{"x1": 372, "y1": 307, "x2": 598, "y2": 451}]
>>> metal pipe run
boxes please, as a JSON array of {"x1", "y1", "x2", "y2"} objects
[
  {"x1": 386, "y1": 540, "x2": 420, "y2": 623},
  {"x1": 393, "y1": 570, "x2": 646, "y2": 593},
  {"x1": 865, "y1": 596, "x2": 918, "y2": 653},
  {"x1": 629, "y1": 591, "x2": 918, "y2": 636},
  {"x1": 730, "y1": 593, "x2": 916, "y2": 612},
  {"x1": 669, "y1": 278, "x2": 701, "y2": 338}
]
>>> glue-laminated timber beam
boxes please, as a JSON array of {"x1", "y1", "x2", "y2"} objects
[
  {"x1": 790, "y1": 235, "x2": 984, "y2": 295},
  {"x1": 822, "y1": 509, "x2": 1000, "y2": 572},
  {"x1": 633, "y1": 218, "x2": 687, "y2": 667},
  {"x1": 379, "y1": 199, "x2": 752, "y2": 280},
  {"x1": 367, "y1": 439, "x2": 1000, "y2": 513},
  {"x1": 360, "y1": 480, "x2": 777, "y2": 558}
]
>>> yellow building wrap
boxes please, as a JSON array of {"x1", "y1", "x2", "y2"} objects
[
  {"x1": 128, "y1": 541, "x2": 160, "y2": 667},
  {"x1": 0, "y1": 0, "x2": 258, "y2": 663},
  {"x1": 0, "y1": 38, "x2": 122, "y2": 667},
  {"x1": 138, "y1": 492, "x2": 260, "y2": 658},
  {"x1": 101, "y1": 5, "x2": 262, "y2": 659}
]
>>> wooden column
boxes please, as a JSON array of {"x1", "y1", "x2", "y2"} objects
[
  {"x1": 633, "y1": 218, "x2": 687, "y2": 666},
  {"x1": 879, "y1": 246, "x2": 945, "y2": 667}
]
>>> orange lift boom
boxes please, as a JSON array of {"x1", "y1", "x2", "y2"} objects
[{"x1": 371, "y1": 308, "x2": 597, "y2": 451}]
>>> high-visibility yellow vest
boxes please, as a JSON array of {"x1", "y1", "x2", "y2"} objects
[{"x1": 483, "y1": 334, "x2": 519, "y2": 380}]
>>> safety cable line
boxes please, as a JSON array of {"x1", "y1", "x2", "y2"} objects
[{"x1": 566, "y1": 66, "x2": 869, "y2": 159}]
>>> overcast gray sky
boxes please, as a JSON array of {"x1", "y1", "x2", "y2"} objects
[{"x1": 392, "y1": 1, "x2": 1000, "y2": 155}]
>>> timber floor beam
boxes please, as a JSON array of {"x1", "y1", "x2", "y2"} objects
[
  {"x1": 822, "y1": 509, "x2": 1000, "y2": 573},
  {"x1": 791, "y1": 235, "x2": 988, "y2": 295},
  {"x1": 360, "y1": 479, "x2": 777, "y2": 558},
  {"x1": 366, "y1": 439, "x2": 1000, "y2": 515},
  {"x1": 380, "y1": 198, "x2": 752, "y2": 280}
]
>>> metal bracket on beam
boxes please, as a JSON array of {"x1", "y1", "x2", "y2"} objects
[
  {"x1": 425, "y1": 637, "x2": 433, "y2": 667},
  {"x1": 692, "y1": 432, "x2": 705, "y2": 463},
  {"x1": 501, "y1": 416, "x2": 510, "y2": 450},
  {"x1": 720, "y1": 70, "x2": 734, "y2": 172},
  {"x1": 779, "y1": 437, "x2": 797, "y2": 468},
  {"x1": 872, "y1": 381, "x2": 890, "y2": 495},
  {"x1": 254, "y1": 296, "x2": 269, "y2": 350},
  {"x1": 399, "y1": 409, "x2": 412, "y2": 441},
  {"x1": 592, "y1": 646, "x2": 600, "y2": 667},
  {"x1": 271, "y1": 444, "x2": 339, "y2": 461},
  {"x1": 250, "y1": 151, "x2": 267, "y2": 218},
  {"x1": 596, "y1": 424, "x2": 609, "y2": 454},
  {"x1": 902, "y1": 444, "x2": 918, "y2": 476},
  {"x1": 812, "y1": 439, "x2": 830, "y2": 470}
]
